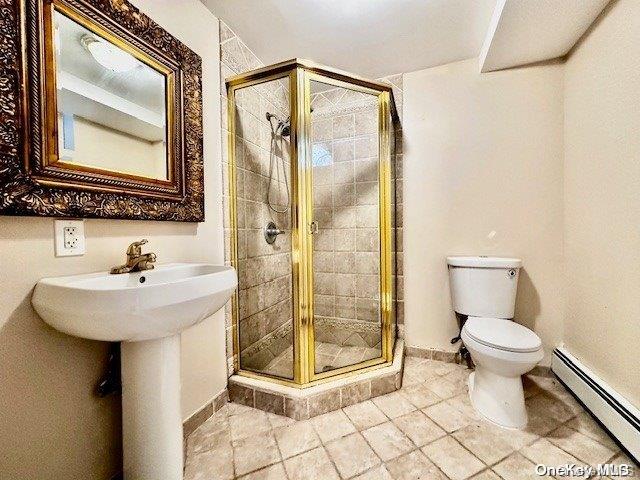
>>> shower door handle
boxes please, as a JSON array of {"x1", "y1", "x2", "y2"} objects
[{"x1": 309, "y1": 221, "x2": 319, "y2": 235}]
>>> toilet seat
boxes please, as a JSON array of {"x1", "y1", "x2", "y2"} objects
[
  {"x1": 462, "y1": 317, "x2": 544, "y2": 429},
  {"x1": 464, "y1": 317, "x2": 542, "y2": 353}
]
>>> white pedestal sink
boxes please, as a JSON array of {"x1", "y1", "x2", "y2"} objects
[{"x1": 32, "y1": 263, "x2": 237, "y2": 480}]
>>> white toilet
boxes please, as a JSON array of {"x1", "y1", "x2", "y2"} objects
[{"x1": 447, "y1": 256, "x2": 543, "y2": 429}]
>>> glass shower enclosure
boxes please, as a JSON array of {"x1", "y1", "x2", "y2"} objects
[{"x1": 226, "y1": 59, "x2": 398, "y2": 386}]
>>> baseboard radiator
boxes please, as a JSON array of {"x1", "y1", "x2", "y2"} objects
[{"x1": 552, "y1": 347, "x2": 640, "y2": 463}]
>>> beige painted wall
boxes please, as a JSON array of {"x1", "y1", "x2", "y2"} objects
[
  {"x1": 403, "y1": 59, "x2": 565, "y2": 365},
  {"x1": 0, "y1": 1, "x2": 226, "y2": 479},
  {"x1": 563, "y1": 0, "x2": 640, "y2": 407}
]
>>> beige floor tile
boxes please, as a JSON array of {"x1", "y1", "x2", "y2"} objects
[
  {"x1": 523, "y1": 374, "x2": 569, "y2": 400},
  {"x1": 266, "y1": 411, "x2": 296, "y2": 429},
  {"x1": 481, "y1": 419, "x2": 539, "y2": 451},
  {"x1": 470, "y1": 470, "x2": 501, "y2": 480},
  {"x1": 526, "y1": 392, "x2": 578, "y2": 424},
  {"x1": 522, "y1": 375, "x2": 544, "y2": 398},
  {"x1": 385, "y1": 450, "x2": 446, "y2": 480},
  {"x1": 344, "y1": 400, "x2": 388, "y2": 430},
  {"x1": 427, "y1": 376, "x2": 461, "y2": 399},
  {"x1": 423, "y1": 400, "x2": 473, "y2": 433},
  {"x1": 400, "y1": 382, "x2": 442, "y2": 408},
  {"x1": 447, "y1": 393, "x2": 481, "y2": 421},
  {"x1": 229, "y1": 409, "x2": 271, "y2": 442},
  {"x1": 372, "y1": 391, "x2": 417, "y2": 418},
  {"x1": 361, "y1": 421, "x2": 415, "y2": 461},
  {"x1": 273, "y1": 420, "x2": 321, "y2": 459},
  {"x1": 353, "y1": 464, "x2": 394, "y2": 480},
  {"x1": 453, "y1": 423, "x2": 516, "y2": 465},
  {"x1": 402, "y1": 362, "x2": 440, "y2": 384},
  {"x1": 402, "y1": 370, "x2": 425, "y2": 387},
  {"x1": 283, "y1": 446, "x2": 340, "y2": 480},
  {"x1": 525, "y1": 375, "x2": 564, "y2": 393},
  {"x1": 404, "y1": 361, "x2": 440, "y2": 381},
  {"x1": 432, "y1": 361, "x2": 461, "y2": 376},
  {"x1": 184, "y1": 444, "x2": 234, "y2": 480},
  {"x1": 566, "y1": 411, "x2": 619, "y2": 450},
  {"x1": 238, "y1": 462, "x2": 287, "y2": 480},
  {"x1": 187, "y1": 415, "x2": 231, "y2": 456},
  {"x1": 524, "y1": 395, "x2": 564, "y2": 436},
  {"x1": 232, "y1": 431, "x2": 281, "y2": 477},
  {"x1": 411, "y1": 360, "x2": 444, "y2": 382},
  {"x1": 546, "y1": 425, "x2": 618, "y2": 465},
  {"x1": 325, "y1": 432, "x2": 381, "y2": 478},
  {"x1": 422, "y1": 436, "x2": 485, "y2": 480},
  {"x1": 520, "y1": 438, "x2": 581, "y2": 467},
  {"x1": 492, "y1": 452, "x2": 542, "y2": 480},
  {"x1": 548, "y1": 386, "x2": 586, "y2": 416},
  {"x1": 525, "y1": 411, "x2": 562, "y2": 437},
  {"x1": 403, "y1": 356, "x2": 427, "y2": 368},
  {"x1": 393, "y1": 410, "x2": 446, "y2": 447},
  {"x1": 312, "y1": 409, "x2": 356, "y2": 443},
  {"x1": 443, "y1": 368, "x2": 471, "y2": 390},
  {"x1": 226, "y1": 402, "x2": 255, "y2": 416}
]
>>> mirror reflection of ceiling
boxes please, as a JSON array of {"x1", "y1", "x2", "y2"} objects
[{"x1": 55, "y1": 11, "x2": 166, "y2": 142}]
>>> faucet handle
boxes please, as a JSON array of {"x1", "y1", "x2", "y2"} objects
[{"x1": 127, "y1": 239, "x2": 148, "y2": 255}]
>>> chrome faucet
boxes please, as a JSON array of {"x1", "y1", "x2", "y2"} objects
[{"x1": 110, "y1": 239, "x2": 157, "y2": 274}]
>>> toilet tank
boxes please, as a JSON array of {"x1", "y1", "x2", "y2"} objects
[{"x1": 447, "y1": 256, "x2": 522, "y2": 319}]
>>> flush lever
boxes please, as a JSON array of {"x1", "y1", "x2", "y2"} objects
[{"x1": 309, "y1": 221, "x2": 319, "y2": 235}]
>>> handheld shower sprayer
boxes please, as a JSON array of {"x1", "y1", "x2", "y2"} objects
[{"x1": 266, "y1": 112, "x2": 290, "y2": 213}]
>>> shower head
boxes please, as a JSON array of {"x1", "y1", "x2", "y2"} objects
[{"x1": 266, "y1": 112, "x2": 290, "y2": 137}]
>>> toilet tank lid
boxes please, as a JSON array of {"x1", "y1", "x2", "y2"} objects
[
  {"x1": 446, "y1": 256, "x2": 522, "y2": 268},
  {"x1": 464, "y1": 317, "x2": 542, "y2": 353}
]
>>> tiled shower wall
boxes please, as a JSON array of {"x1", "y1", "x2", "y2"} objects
[
  {"x1": 220, "y1": 22, "x2": 293, "y2": 375},
  {"x1": 219, "y1": 20, "x2": 404, "y2": 377},
  {"x1": 310, "y1": 89, "x2": 383, "y2": 349},
  {"x1": 309, "y1": 77, "x2": 404, "y2": 349}
]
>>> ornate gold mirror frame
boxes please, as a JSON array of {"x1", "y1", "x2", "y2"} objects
[{"x1": 0, "y1": 0, "x2": 204, "y2": 221}]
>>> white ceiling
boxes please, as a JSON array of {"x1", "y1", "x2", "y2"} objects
[
  {"x1": 202, "y1": 0, "x2": 497, "y2": 78},
  {"x1": 480, "y1": 0, "x2": 610, "y2": 72},
  {"x1": 202, "y1": 0, "x2": 610, "y2": 78}
]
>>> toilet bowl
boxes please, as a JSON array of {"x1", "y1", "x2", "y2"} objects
[
  {"x1": 461, "y1": 316, "x2": 543, "y2": 429},
  {"x1": 446, "y1": 256, "x2": 543, "y2": 429}
]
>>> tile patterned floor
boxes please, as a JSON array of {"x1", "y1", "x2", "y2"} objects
[
  {"x1": 262, "y1": 342, "x2": 381, "y2": 378},
  {"x1": 184, "y1": 356, "x2": 636, "y2": 479}
]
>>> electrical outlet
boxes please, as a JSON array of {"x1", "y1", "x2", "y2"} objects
[{"x1": 54, "y1": 220, "x2": 85, "y2": 257}]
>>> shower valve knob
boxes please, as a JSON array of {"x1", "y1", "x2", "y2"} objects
[{"x1": 264, "y1": 222, "x2": 285, "y2": 244}]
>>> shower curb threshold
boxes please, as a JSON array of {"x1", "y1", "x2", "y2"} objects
[{"x1": 227, "y1": 339, "x2": 405, "y2": 420}]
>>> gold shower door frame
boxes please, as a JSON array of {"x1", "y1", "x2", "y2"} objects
[{"x1": 227, "y1": 59, "x2": 396, "y2": 388}]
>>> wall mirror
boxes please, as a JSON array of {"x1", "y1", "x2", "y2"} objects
[{"x1": 0, "y1": 0, "x2": 204, "y2": 221}]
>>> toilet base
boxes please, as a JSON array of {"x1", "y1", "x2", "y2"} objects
[{"x1": 468, "y1": 369, "x2": 528, "y2": 429}]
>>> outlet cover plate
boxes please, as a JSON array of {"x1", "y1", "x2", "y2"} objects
[{"x1": 54, "y1": 219, "x2": 85, "y2": 257}]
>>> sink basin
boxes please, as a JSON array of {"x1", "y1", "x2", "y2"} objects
[
  {"x1": 32, "y1": 263, "x2": 237, "y2": 480},
  {"x1": 32, "y1": 263, "x2": 237, "y2": 342}
]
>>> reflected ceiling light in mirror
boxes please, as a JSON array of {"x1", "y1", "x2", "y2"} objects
[{"x1": 81, "y1": 35, "x2": 140, "y2": 73}]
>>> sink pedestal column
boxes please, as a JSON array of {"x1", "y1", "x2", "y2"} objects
[{"x1": 121, "y1": 334, "x2": 182, "y2": 480}]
